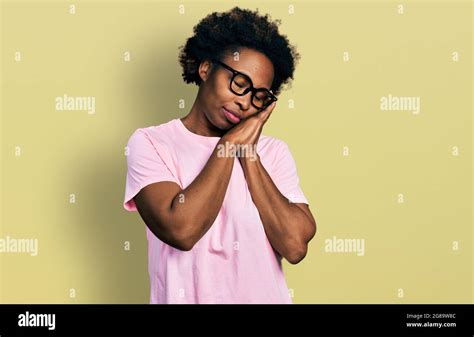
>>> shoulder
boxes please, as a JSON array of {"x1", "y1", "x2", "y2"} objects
[
  {"x1": 258, "y1": 134, "x2": 290, "y2": 157},
  {"x1": 257, "y1": 134, "x2": 294, "y2": 171},
  {"x1": 126, "y1": 119, "x2": 179, "y2": 147}
]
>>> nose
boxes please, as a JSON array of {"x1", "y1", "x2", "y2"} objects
[{"x1": 234, "y1": 92, "x2": 253, "y2": 116}]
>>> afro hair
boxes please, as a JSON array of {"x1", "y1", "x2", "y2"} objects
[{"x1": 178, "y1": 6, "x2": 300, "y2": 96}]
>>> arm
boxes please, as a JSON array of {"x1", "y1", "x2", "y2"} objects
[
  {"x1": 134, "y1": 136, "x2": 235, "y2": 251},
  {"x1": 217, "y1": 101, "x2": 316, "y2": 264},
  {"x1": 238, "y1": 154, "x2": 317, "y2": 264}
]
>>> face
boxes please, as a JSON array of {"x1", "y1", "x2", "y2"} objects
[{"x1": 197, "y1": 48, "x2": 275, "y2": 131}]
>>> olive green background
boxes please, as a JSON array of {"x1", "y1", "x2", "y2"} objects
[{"x1": 1, "y1": 0, "x2": 472, "y2": 303}]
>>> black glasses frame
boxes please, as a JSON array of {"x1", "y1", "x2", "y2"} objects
[{"x1": 213, "y1": 60, "x2": 277, "y2": 111}]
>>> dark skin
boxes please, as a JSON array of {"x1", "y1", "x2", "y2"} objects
[{"x1": 134, "y1": 47, "x2": 317, "y2": 264}]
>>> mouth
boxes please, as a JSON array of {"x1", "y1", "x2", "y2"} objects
[{"x1": 222, "y1": 107, "x2": 241, "y2": 124}]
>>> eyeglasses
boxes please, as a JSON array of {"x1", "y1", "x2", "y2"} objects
[{"x1": 213, "y1": 60, "x2": 277, "y2": 110}]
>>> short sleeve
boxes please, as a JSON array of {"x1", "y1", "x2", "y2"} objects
[
  {"x1": 123, "y1": 129, "x2": 180, "y2": 211},
  {"x1": 270, "y1": 140, "x2": 309, "y2": 205}
]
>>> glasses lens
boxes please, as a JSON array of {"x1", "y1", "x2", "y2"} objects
[
  {"x1": 252, "y1": 90, "x2": 273, "y2": 109},
  {"x1": 230, "y1": 74, "x2": 251, "y2": 94}
]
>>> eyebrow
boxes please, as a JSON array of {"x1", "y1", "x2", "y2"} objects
[{"x1": 233, "y1": 67, "x2": 271, "y2": 91}]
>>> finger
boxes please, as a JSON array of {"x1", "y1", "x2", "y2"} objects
[{"x1": 259, "y1": 101, "x2": 276, "y2": 123}]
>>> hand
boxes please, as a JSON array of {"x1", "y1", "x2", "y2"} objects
[{"x1": 222, "y1": 101, "x2": 276, "y2": 147}]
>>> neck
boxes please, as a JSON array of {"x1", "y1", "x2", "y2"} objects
[{"x1": 180, "y1": 100, "x2": 225, "y2": 138}]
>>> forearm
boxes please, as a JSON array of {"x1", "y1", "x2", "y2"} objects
[
  {"x1": 169, "y1": 136, "x2": 234, "y2": 248},
  {"x1": 239, "y1": 156, "x2": 315, "y2": 264}
]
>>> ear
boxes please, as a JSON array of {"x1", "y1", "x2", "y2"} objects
[{"x1": 198, "y1": 59, "x2": 214, "y2": 82}]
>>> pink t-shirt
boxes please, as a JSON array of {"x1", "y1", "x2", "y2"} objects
[{"x1": 123, "y1": 118, "x2": 308, "y2": 304}]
